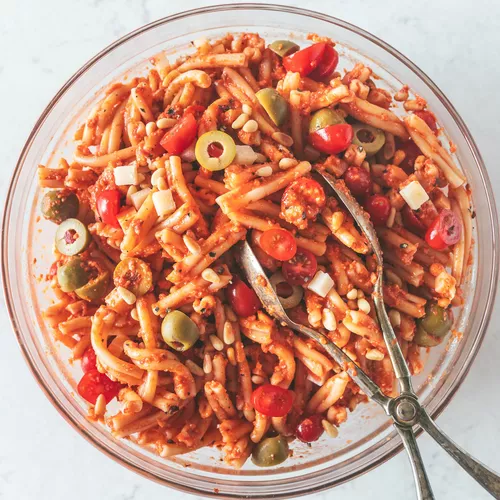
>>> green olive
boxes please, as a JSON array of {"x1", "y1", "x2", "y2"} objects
[
  {"x1": 269, "y1": 40, "x2": 300, "y2": 57},
  {"x1": 76, "y1": 270, "x2": 110, "y2": 302},
  {"x1": 413, "y1": 323, "x2": 443, "y2": 348},
  {"x1": 269, "y1": 272, "x2": 303, "y2": 309},
  {"x1": 55, "y1": 218, "x2": 91, "y2": 256},
  {"x1": 195, "y1": 131, "x2": 236, "y2": 171},
  {"x1": 309, "y1": 108, "x2": 345, "y2": 134},
  {"x1": 251, "y1": 435, "x2": 289, "y2": 467},
  {"x1": 352, "y1": 123, "x2": 386, "y2": 156},
  {"x1": 256, "y1": 88, "x2": 289, "y2": 127},
  {"x1": 113, "y1": 258, "x2": 153, "y2": 297},
  {"x1": 418, "y1": 303, "x2": 453, "y2": 338},
  {"x1": 57, "y1": 257, "x2": 89, "y2": 292},
  {"x1": 41, "y1": 190, "x2": 79, "y2": 223},
  {"x1": 161, "y1": 310, "x2": 200, "y2": 352}
]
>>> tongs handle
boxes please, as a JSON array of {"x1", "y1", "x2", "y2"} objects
[
  {"x1": 396, "y1": 425, "x2": 435, "y2": 500},
  {"x1": 419, "y1": 410, "x2": 500, "y2": 499}
]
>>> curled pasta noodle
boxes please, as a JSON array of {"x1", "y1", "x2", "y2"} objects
[{"x1": 306, "y1": 372, "x2": 350, "y2": 413}]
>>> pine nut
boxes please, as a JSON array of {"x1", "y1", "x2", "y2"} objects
[
  {"x1": 251, "y1": 375, "x2": 266, "y2": 385},
  {"x1": 242, "y1": 119, "x2": 258, "y2": 133},
  {"x1": 346, "y1": 288, "x2": 358, "y2": 300},
  {"x1": 358, "y1": 298, "x2": 371, "y2": 314},
  {"x1": 322, "y1": 419, "x2": 339, "y2": 438},
  {"x1": 272, "y1": 131, "x2": 294, "y2": 147},
  {"x1": 210, "y1": 334, "x2": 224, "y2": 352},
  {"x1": 186, "y1": 359, "x2": 204, "y2": 376},
  {"x1": 227, "y1": 347, "x2": 237, "y2": 366},
  {"x1": 232, "y1": 113, "x2": 250, "y2": 129},
  {"x1": 366, "y1": 349, "x2": 385, "y2": 361},
  {"x1": 117, "y1": 286, "x2": 137, "y2": 305},
  {"x1": 145, "y1": 121, "x2": 157, "y2": 136},
  {"x1": 223, "y1": 321, "x2": 235, "y2": 345},
  {"x1": 94, "y1": 394, "x2": 107, "y2": 417},
  {"x1": 156, "y1": 117, "x2": 177, "y2": 129},
  {"x1": 224, "y1": 305, "x2": 237, "y2": 322},
  {"x1": 388, "y1": 309, "x2": 401, "y2": 328},
  {"x1": 202, "y1": 268, "x2": 220, "y2": 283},
  {"x1": 279, "y1": 157, "x2": 298, "y2": 170},
  {"x1": 151, "y1": 167, "x2": 166, "y2": 188},
  {"x1": 157, "y1": 177, "x2": 168, "y2": 191},
  {"x1": 242, "y1": 104, "x2": 253, "y2": 115},
  {"x1": 322, "y1": 308, "x2": 337, "y2": 331},
  {"x1": 308, "y1": 309, "x2": 322, "y2": 327},
  {"x1": 255, "y1": 166, "x2": 273, "y2": 177},
  {"x1": 130, "y1": 308, "x2": 139, "y2": 321},
  {"x1": 203, "y1": 353, "x2": 213, "y2": 374},
  {"x1": 183, "y1": 234, "x2": 201, "y2": 255}
]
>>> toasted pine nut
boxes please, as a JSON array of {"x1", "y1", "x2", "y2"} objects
[
  {"x1": 272, "y1": 131, "x2": 294, "y2": 147},
  {"x1": 388, "y1": 309, "x2": 402, "y2": 328},
  {"x1": 366, "y1": 349, "x2": 385, "y2": 361},
  {"x1": 358, "y1": 298, "x2": 371, "y2": 314},
  {"x1": 94, "y1": 394, "x2": 107, "y2": 417},
  {"x1": 224, "y1": 305, "x2": 237, "y2": 322},
  {"x1": 232, "y1": 113, "x2": 250, "y2": 129},
  {"x1": 156, "y1": 117, "x2": 177, "y2": 129},
  {"x1": 117, "y1": 286, "x2": 137, "y2": 305},
  {"x1": 346, "y1": 288, "x2": 358, "y2": 300},
  {"x1": 183, "y1": 234, "x2": 201, "y2": 255},
  {"x1": 146, "y1": 121, "x2": 157, "y2": 136},
  {"x1": 227, "y1": 347, "x2": 237, "y2": 366},
  {"x1": 186, "y1": 359, "x2": 204, "y2": 376},
  {"x1": 201, "y1": 268, "x2": 220, "y2": 283},
  {"x1": 322, "y1": 419, "x2": 339, "y2": 438},
  {"x1": 279, "y1": 157, "x2": 298, "y2": 170},
  {"x1": 251, "y1": 375, "x2": 266, "y2": 385},
  {"x1": 242, "y1": 104, "x2": 253, "y2": 115},
  {"x1": 203, "y1": 353, "x2": 213, "y2": 374},
  {"x1": 151, "y1": 167, "x2": 166, "y2": 188},
  {"x1": 223, "y1": 321, "x2": 235, "y2": 345},
  {"x1": 242, "y1": 119, "x2": 259, "y2": 133},
  {"x1": 210, "y1": 334, "x2": 224, "y2": 352},
  {"x1": 322, "y1": 308, "x2": 337, "y2": 331},
  {"x1": 255, "y1": 166, "x2": 273, "y2": 177}
]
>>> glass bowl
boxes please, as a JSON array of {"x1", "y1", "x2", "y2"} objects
[{"x1": 2, "y1": 4, "x2": 498, "y2": 498}]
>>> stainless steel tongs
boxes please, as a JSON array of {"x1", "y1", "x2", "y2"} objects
[{"x1": 237, "y1": 169, "x2": 500, "y2": 500}]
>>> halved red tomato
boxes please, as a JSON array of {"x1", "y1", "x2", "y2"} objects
[
  {"x1": 251, "y1": 384, "x2": 294, "y2": 417},
  {"x1": 77, "y1": 369, "x2": 121, "y2": 404},
  {"x1": 160, "y1": 112, "x2": 198, "y2": 155},
  {"x1": 259, "y1": 228, "x2": 297, "y2": 261},
  {"x1": 282, "y1": 248, "x2": 317, "y2": 286}
]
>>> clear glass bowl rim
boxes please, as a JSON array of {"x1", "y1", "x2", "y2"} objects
[{"x1": 2, "y1": 3, "x2": 499, "y2": 498}]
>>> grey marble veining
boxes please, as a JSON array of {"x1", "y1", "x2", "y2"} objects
[{"x1": 0, "y1": 0, "x2": 499, "y2": 499}]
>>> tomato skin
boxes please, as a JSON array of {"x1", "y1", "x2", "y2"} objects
[
  {"x1": 77, "y1": 369, "x2": 121, "y2": 404},
  {"x1": 309, "y1": 44, "x2": 339, "y2": 80},
  {"x1": 295, "y1": 414, "x2": 324, "y2": 443},
  {"x1": 397, "y1": 140, "x2": 422, "y2": 174},
  {"x1": 227, "y1": 278, "x2": 261, "y2": 317},
  {"x1": 309, "y1": 124, "x2": 353, "y2": 155},
  {"x1": 365, "y1": 194, "x2": 391, "y2": 226},
  {"x1": 81, "y1": 346, "x2": 97, "y2": 373},
  {"x1": 425, "y1": 209, "x2": 461, "y2": 250},
  {"x1": 283, "y1": 43, "x2": 327, "y2": 77},
  {"x1": 260, "y1": 228, "x2": 297, "y2": 261},
  {"x1": 251, "y1": 384, "x2": 294, "y2": 417},
  {"x1": 282, "y1": 248, "x2": 318, "y2": 286},
  {"x1": 344, "y1": 166, "x2": 372, "y2": 198},
  {"x1": 160, "y1": 112, "x2": 198, "y2": 155},
  {"x1": 96, "y1": 190, "x2": 121, "y2": 228},
  {"x1": 402, "y1": 205, "x2": 426, "y2": 236},
  {"x1": 414, "y1": 110, "x2": 438, "y2": 133}
]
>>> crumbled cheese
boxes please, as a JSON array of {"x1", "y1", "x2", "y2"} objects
[
  {"x1": 130, "y1": 188, "x2": 151, "y2": 210},
  {"x1": 114, "y1": 164, "x2": 139, "y2": 186},
  {"x1": 234, "y1": 145, "x2": 258, "y2": 165},
  {"x1": 307, "y1": 270, "x2": 334, "y2": 298},
  {"x1": 399, "y1": 180, "x2": 429, "y2": 210},
  {"x1": 152, "y1": 189, "x2": 176, "y2": 216}
]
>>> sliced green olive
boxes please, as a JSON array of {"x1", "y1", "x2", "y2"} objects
[
  {"x1": 161, "y1": 310, "x2": 200, "y2": 351},
  {"x1": 57, "y1": 257, "x2": 89, "y2": 292},
  {"x1": 269, "y1": 272, "x2": 303, "y2": 309},
  {"x1": 256, "y1": 88, "x2": 289, "y2": 127},
  {"x1": 419, "y1": 303, "x2": 453, "y2": 338},
  {"x1": 55, "y1": 218, "x2": 91, "y2": 256},
  {"x1": 113, "y1": 257, "x2": 153, "y2": 297},
  {"x1": 41, "y1": 190, "x2": 79, "y2": 223},
  {"x1": 414, "y1": 323, "x2": 443, "y2": 348},
  {"x1": 309, "y1": 108, "x2": 345, "y2": 134},
  {"x1": 251, "y1": 435, "x2": 289, "y2": 467},
  {"x1": 352, "y1": 123, "x2": 385, "y2": 156},
  {"x1": 76, "y1": 270, "x2": 110, "y2": 302},
  {"x1": 269, "y1": 40, "x2": 299, "y2": 57},
  {"x1": 195, "y1": 131, "x2": 236, "y2": 171}
]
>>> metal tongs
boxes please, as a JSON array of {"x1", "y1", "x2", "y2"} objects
[{"x1": 238, "y1": 169, "x2": 500, "y2": 499}]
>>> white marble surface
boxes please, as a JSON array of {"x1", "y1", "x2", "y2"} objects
[{"x1": 1, "y1": 0, "x2": 499, "y2": 499}]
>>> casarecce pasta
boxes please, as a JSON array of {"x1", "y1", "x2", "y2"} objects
[{"x1": 39, "y1": 31, "x2": 472, "y2": 468}]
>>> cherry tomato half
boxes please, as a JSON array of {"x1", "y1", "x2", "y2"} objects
[
  {"x1": 283, "y1": 43, "x2": 327, "y2": 77},
  {"x1": 295, "y1": 414, "x2": 324, "y2": 443},
  {"x1": 251, "y1": 384, "x2": 294, "y2": 417},
  {"x1": 309, "y1": 123, "x2": 353, "y2": 155},
  {"x1": 414, "y1": 110, "x2": 438, "y2": 134},
  {"x1": 402, "y1": 205, "x2": 427, "y2": 236},
  {"x1": 365, "y1": 194, "x2": 391, "y2": 226},
  {"x1": 282, "y1": 248, "x2": 318, "y2": 286},
  {"x1": 344, "y1": 166, "x2": 372, "y2": 198},
  {"x1": 425, "y1": 209, "x2": 462, "y2": 250},
  {"x1": 81, "y1": 346, "x2": 97, "y2": 373},
  {"x1": 160, "y1": 112, "x2": 198, "y2": 155},
  {"x1": 96, "y1": 190, "x2": 121, "y2": 228},
  {"x1": 260, "y1": 228, "x2": 297, "y2": 261},
  {"x1": 397, "y1": 139, "x2": 422, "y2": 174},
  {"x1": 77, "y1": 369, "x2": 121, "y2": 404},
  {"x1": 227, "y1": 277, "x2": 262, "y2": 317},
  {"x1": 309, "y1": 44, "x2": 339, "y2": 81}
]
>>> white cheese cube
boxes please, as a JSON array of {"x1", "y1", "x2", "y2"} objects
[
  {"x1": 130, "y1": 188, "x2": 151, "y2": 210},
  {"x1": 234, "y1": 145, "x2": 258, "y2": 165},
  {"x1": 307, "y1": 270, "x2": 334, "y2": 298},
  {"x1": 114, "y1": 164, "x2": 139, "y2": 186},
  {"x1": 399, "y1": 180, "x2": 429, "y2": 210},
  {"x1": 152, "y1": 189, "x2": 176, "y2": 216}
]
